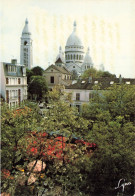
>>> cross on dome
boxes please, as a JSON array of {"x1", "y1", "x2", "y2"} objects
[{"x1": 73, "y1": 21, "x2": 77, "y2": 32}]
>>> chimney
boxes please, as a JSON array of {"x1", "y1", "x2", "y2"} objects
[
  {"x1": 11, "y1": 59, "x2": 17, "y2": 65},
  {"x1": 119, "y1": 74, "x2": 122, "y2": 84}
]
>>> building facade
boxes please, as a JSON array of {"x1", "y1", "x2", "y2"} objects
[
  {"x1": 65, "y1": 77, "x2": 135, "y2": 112},
  {"x1": 20, "y1": 18, "x2": 33, "y2": 69},
  {"x1": 1, "y1": 59, "x2": 27, "y2": 107},
  {"x1": 44, "y1": 64, "x2": 72, "y2": 89}
]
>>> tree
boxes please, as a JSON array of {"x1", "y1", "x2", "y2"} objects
[
  {"x1": 82, "y1": 84, "x2": 135, "y2": 195},
  {"x1": 81, "y1": 67, "x2": 116, "y2": 79},
  {"x1": 1, "y1": 90, "x2": 91, "y2": 195},
  {"x1": 28, "y1": 76, "x2": 48, "y2": 101},
  {"x1": 1, "y1": 102, "x2": 43, "y2": 195},
  {"x1": 31, "y1": 66, "x2": 44, "y2": 76}
]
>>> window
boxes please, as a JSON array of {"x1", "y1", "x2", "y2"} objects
[
  {"x1": 73, "y1": 66, "x2": 75, "y2": 68},
  {"x1": 18, "y1": 78, "x2": 21, "y2": 84},
  {"x1": 24, "y1": 41, "x2": 27, "y2": 45},
  {"x1": 76, "y1": 93, "x2": 80, "y2": 101},
  {"x1": 6, "y1": 90, "x2": 9, "y2": 103},
  {"x1": 6, "y1": 78, "x2": 9, "y2": 84},
  {"x1": 126, "y1": 81, "x2": 130, "y2": 84},
  {"x1": 81, "y1": 81, "x2": 85, "y2": 84},
  {"x1": 110, "y1": 81, "x2": 114, "y2": 84},
  {"x1": 50, "y1": 76, "x2": 54, "y2": 83}
]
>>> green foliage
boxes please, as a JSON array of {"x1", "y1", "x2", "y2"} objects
[
  {"x1": 28, "y1": 76, "x2": 48, "y2": 101},
  {"x1": 1, "y1": 103, "x2": 43, "y2": 195},
  {"x1": 1, "y1": 85, "x2": 135, "y2": 195},
  {"x1": 81, "y1": 67, "x2": 116, "y2": 79},
  {"x1": 31, "y1": 66, "x2": 44, "y2": 76},
  {"x1": 82, "y1": 84, "x2": 135, "y2": 195},
  {"x1": 26, "y1": 66, "x2": 47, "y2": 101}
]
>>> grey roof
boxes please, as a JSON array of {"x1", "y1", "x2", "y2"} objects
[
  {"x1": 3, "y1": 63, "x2": 26, "y2": 77},
  {"x1": 65, "y1": 77, "x2": 135, "y2": 90}
]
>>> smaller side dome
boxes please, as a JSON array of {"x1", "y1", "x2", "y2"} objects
[{"x1": 83, "y1": 47, "x2": 93, "y2": 65}]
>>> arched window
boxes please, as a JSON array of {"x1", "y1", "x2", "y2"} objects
[
  {"x1": 71, "y1": 55, "x2": 72, "y2": 60},
  {"x1": 79, "y1": 55, "x2": 81, "y2": 60},
  {"x1": 24, "y1": 41, "x2": 27, "y2": 46},
  {"x1": 68, "y1": 55, "x2": 70, "y2": 60}
]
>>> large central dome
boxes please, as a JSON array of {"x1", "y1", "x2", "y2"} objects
[
  {"x1": 66, "y1": 21, "x2": 82, "y2": 46},
  {"x1": 65, "y1": 21, "x2": 84, "y2": 75}
]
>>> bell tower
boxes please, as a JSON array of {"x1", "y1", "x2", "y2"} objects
[{"x1": 20, "y1": 18, "x2": 33, "y2": 69}]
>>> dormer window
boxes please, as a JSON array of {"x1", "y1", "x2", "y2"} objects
[
  {"x1": 81, "y1": 81, "x2": 85, "y2": 84},
  {"x1": 110, "y1": 81, "x2": 114, "y2": 84},
  {"x1": 126, "y1": 81, "x2": 130, "y2": 84}
]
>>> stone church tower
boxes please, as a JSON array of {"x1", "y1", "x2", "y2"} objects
[{"x1": 20, "y1": 18, "x2": 33, "y2": 69}]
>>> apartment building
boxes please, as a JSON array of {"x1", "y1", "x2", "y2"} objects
[{"x1": 1, "y1": 59, "x2": 27, "y2": 107}]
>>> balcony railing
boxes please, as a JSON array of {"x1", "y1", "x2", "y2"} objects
[{"x1": 9, "y1": 96, "x2": 18, "y2": 100}]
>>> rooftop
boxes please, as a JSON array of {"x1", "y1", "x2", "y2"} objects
[{"x1": 65, "y1": 77, "x2": 135, "y2": 90}]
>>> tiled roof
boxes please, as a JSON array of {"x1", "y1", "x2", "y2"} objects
[
  {"x1": 65, "y1": 77, "x2": 135, "y2": 90},
  {"x1": 45, "y1": 64, "x2": 72, "y2": 75}
]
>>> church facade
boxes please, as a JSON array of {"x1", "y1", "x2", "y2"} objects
[
  {"x1": 19, "y1": 19, "x2": 93, "y2": 75},
  {"x1": 55, "y1": 21, "x2": 93, "y2": 76}
]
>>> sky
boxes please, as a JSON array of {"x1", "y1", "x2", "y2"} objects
[{"x1": 0, "y1": 0, "x2": 135, "y2": 78}]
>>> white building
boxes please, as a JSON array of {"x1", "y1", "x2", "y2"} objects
[
  {"x1": 65, "y1": 77, "x2": 135, "y2": 112},
  {"x1": 1, "y1": 59, "x2": 27, "y2": 107},
  {"x1": 20, "y1": 18, "x2": 33, "y2": 69},
  {"x1": 55, "y1": 21, "x2": 93, "y2": 76}
]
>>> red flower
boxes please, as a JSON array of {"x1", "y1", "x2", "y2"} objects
[
  {"x1": 2, "y1": 169, "x2": 10, "y2": 179},
  {"x1": 30, "y1": 147, "x2": 38, "y2": 154}
]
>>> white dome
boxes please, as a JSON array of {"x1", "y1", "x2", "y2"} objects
[
  {"x1": 66, "y1": 32, "x2": 82, "y2": 46},
  {"x1": 66, "y1": 21, "x2": 83, "y2": 47},
  {"x1": 83, "y1": 48, "x2": 93, "y2": 65}
]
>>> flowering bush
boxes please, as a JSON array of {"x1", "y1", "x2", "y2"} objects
[{"x1": 26, "y1": 131, "x2": 97, "y2": 162}]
